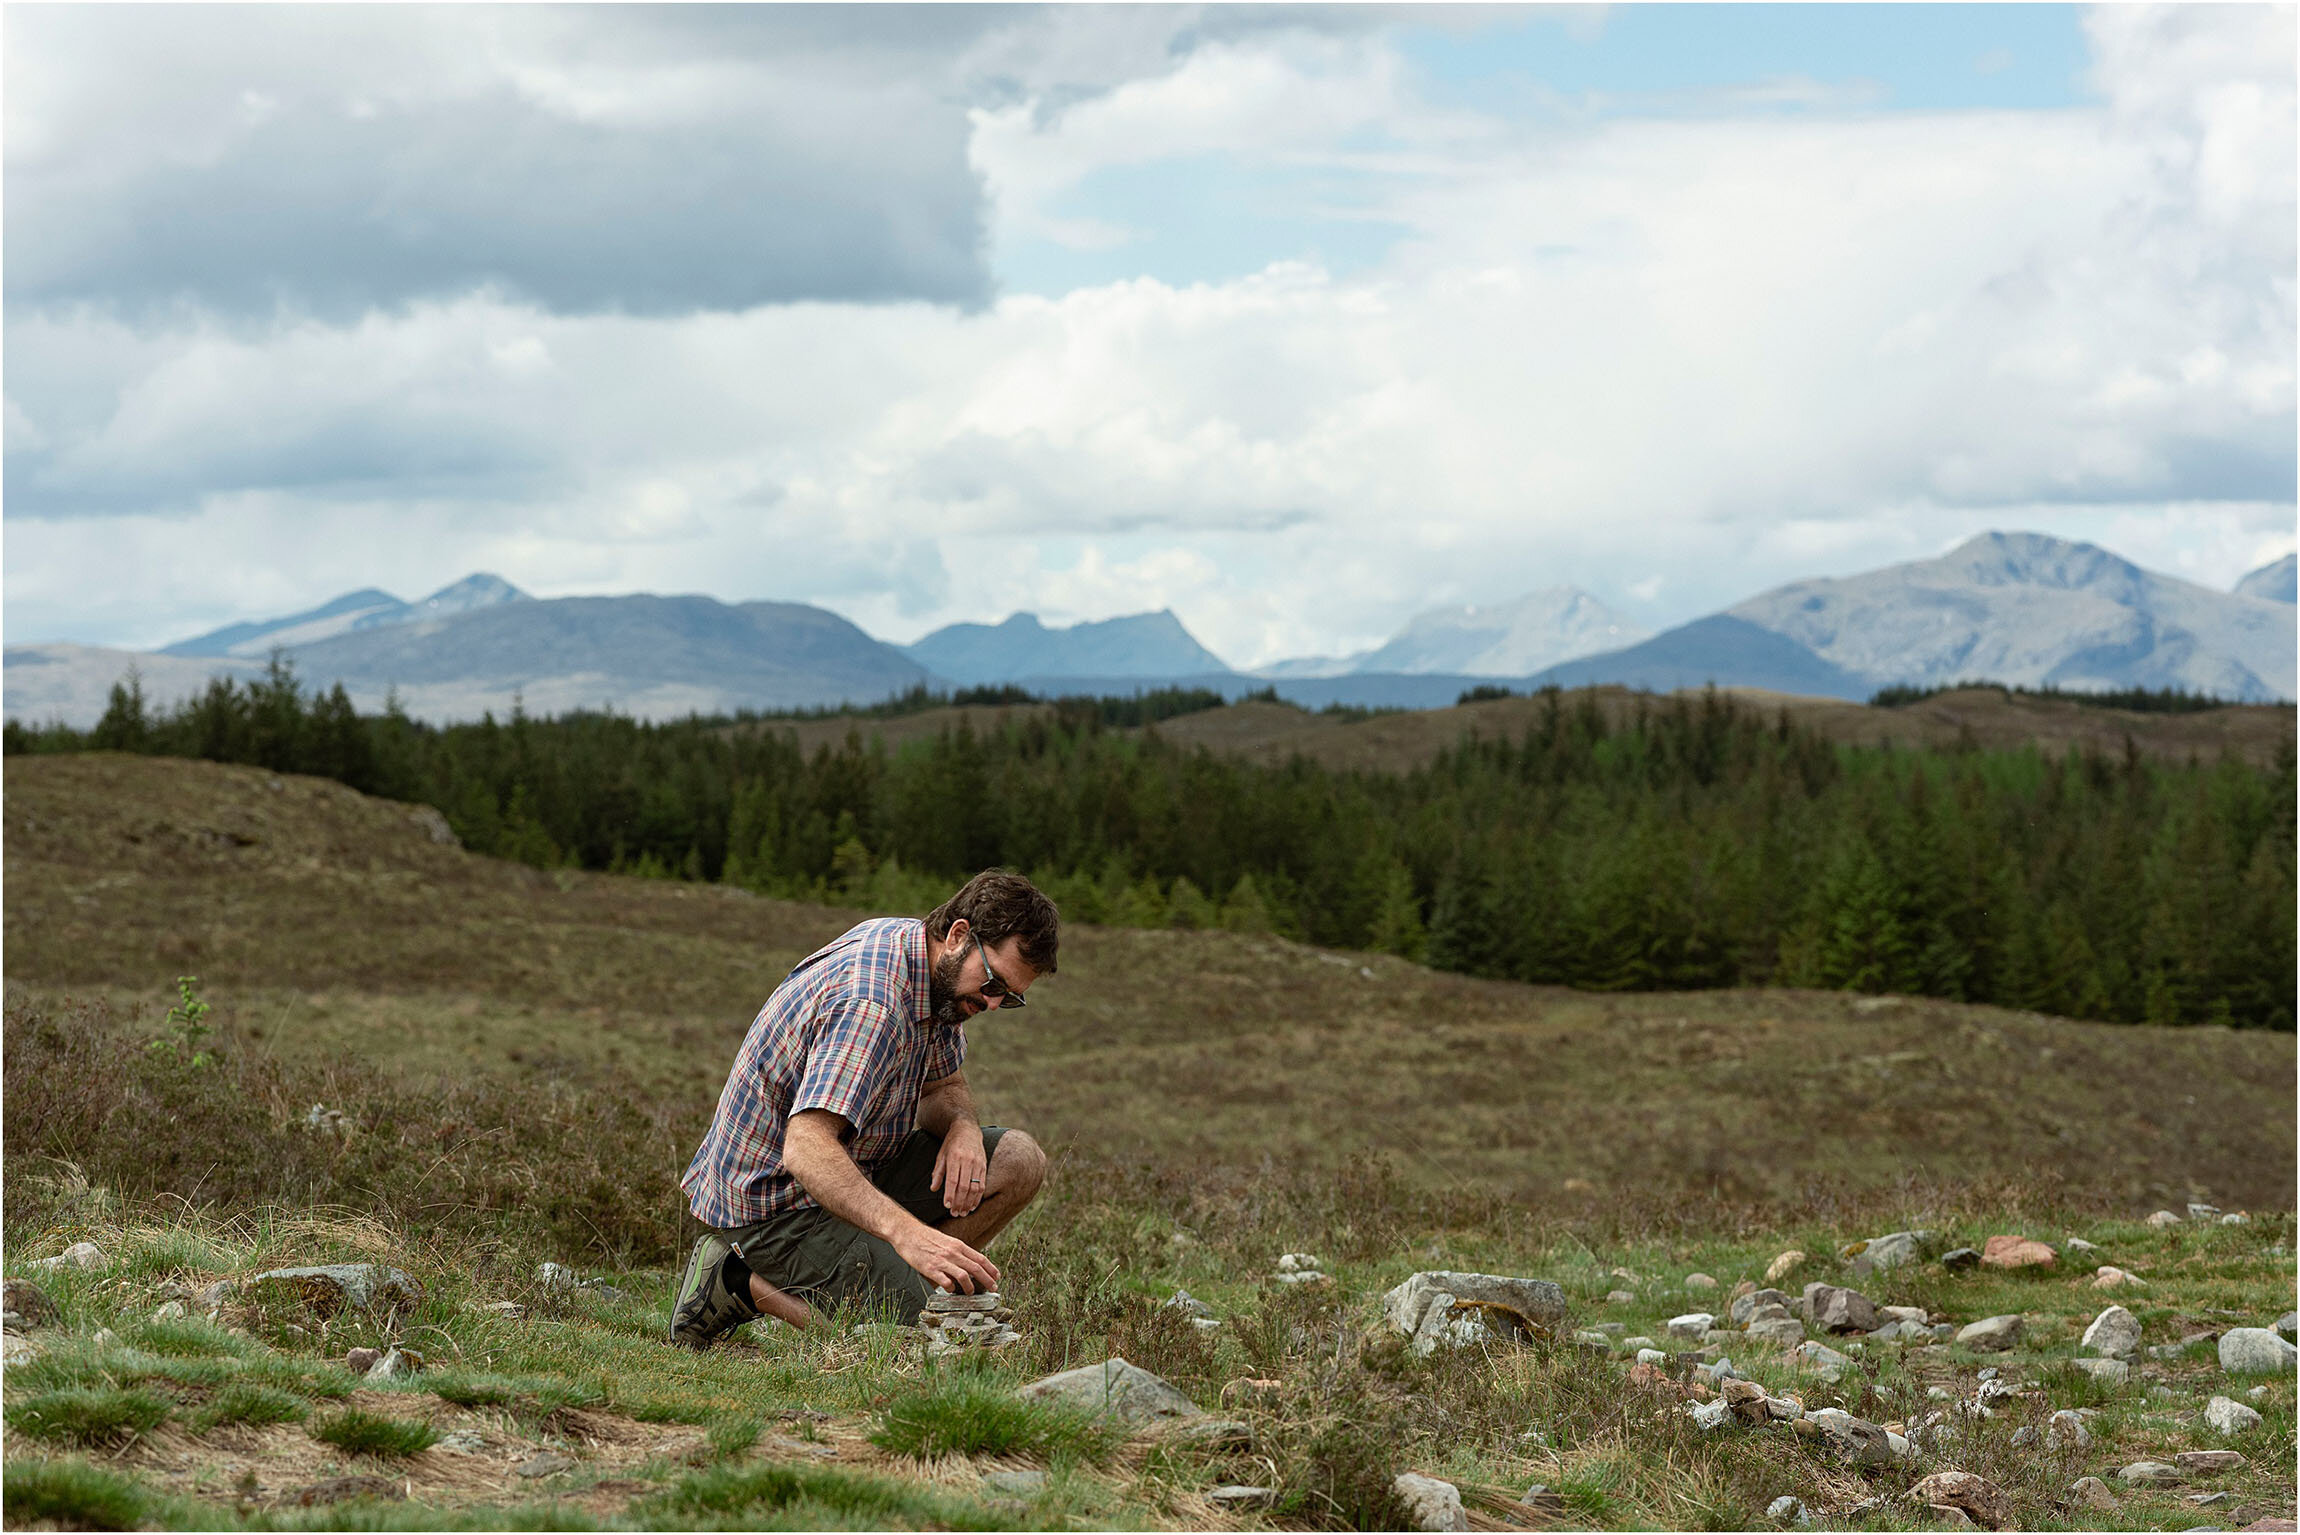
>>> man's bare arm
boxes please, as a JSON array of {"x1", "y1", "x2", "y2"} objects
[
  {"x1": 782, "y1": 1109, "x2": 999, "y2": 1292},
  {"x1": 916, "y1": 1071, "x2": 979, "y2": 1137},
  {"x1": 917, "y1": 1072, "x2": 989, "y2": 1217}
]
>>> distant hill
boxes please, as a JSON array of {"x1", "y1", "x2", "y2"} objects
[
  {"x1": 903, "y1": 610, "x2": 1229, "y2": 685},
  {"x1": 1729, "y1": 532, "x2": 2295, "y2": 702},
  {"x1": 163, "y1": 574, "x2": 527, "y2": 659},
  {"x1": 2235, "y1": 553, "x2": 2296, "y2": 604},
  {"x1": 1525, "y1": 615, "x2": 1870, "y2": 700},
  {"x1": 1350, "y1": 587, "x2": 1650, "y2": 676}
]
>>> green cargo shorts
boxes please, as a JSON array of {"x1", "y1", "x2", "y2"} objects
[{"x1": 716, "y1": 1126, "x2": 1008, "y2": 1321}]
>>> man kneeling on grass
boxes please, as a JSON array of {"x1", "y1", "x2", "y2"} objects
[{"x1": 668, "y1": 871, "x2": 1055, "y2": 1348}]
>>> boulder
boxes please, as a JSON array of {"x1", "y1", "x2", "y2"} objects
[
  {"x1": 1940, "y1": 1247, "x2": 1981, "y2": 1272},
  {"x1": 1764, "y1": 1250, "x2": 1805, "y2": 1284},
  {"x1": 1979, "y1": 1236, "x2": 2054, "y2": 1269},
  {"x1": 1844, "y1": 1231, "x2": 1929, "y2": 1275},
  {"x1": 2, "y1": 1278, "x2": 60, "y2": 1330},
  {"x1": 1955, "y1": 1315, "x2": 2024, "y2": 1352},
  {"x1": 1805, "y1": 1407, "x2": 1893, "y2": 1464},
  {"x1": 1392, "y1": 1472, "x2": 1468, "y2": 1532},
  {"x1": 1801, "y1": 1283, "x2": 1880, "y2": 1334},
  {"x1": 2176, "y1": 1450, "x2": 2245, "y2": 1475},
  {"x1": 1411, "y1": 1294, "x2": 1498, "y2": 1356},
  {"x1": 1019, "y1": 1358, "x2": 1205, "y2": 1429},
  {"x1": 2204, "y1": 1395, "x2": 2264, "y2": 1435},
  {"x1": 1908, "y1": 1471, "x2": 2014, "y2": 1530},
  {"x1": 2219, "y1": 1328, "x2": 2298, "y2": 1374},
  {"x1": 1667, "y1": 1313, "x2": 1716, "y2": 1339},
  {"x1": 2069, "y1": 1476, "x2": 2119, "y2": 1511},
  {"x1": 2082, "y1": 1305, "x2": 2143, "y2": 1359},
  {"x1": 2118, "y1": 1461, "x2": 2183, "y2": 1486},
  {"x1": 1380, "y1": 1271, "x2": 1566, "y2": 1345},
  {"x1": 1730, "y1": 1288, "x2": 1792, "y2": 1326},
  {"x1": 242, "y1": 1265, "x2": 422, "y2": 1318}
]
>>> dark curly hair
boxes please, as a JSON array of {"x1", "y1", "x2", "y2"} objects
[{"x1": 925, "y1": 870, "x2": 1059, "y2": 974}]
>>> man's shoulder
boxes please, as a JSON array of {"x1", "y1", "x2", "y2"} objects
[{"x1": 790, "y1": 917, "x2": 924, "y2": 1010}]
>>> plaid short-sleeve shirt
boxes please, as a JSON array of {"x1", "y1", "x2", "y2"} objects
[{"x1": 681, "y1": 917, "x2": 966, "y2": 1228}]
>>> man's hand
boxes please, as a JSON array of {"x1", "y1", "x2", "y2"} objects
[
  {"x1": 891, "y1": 1222, "x2": 1000, "y2": 1294},
  {"x1": 931, "y1": 1120, "x2": 989, "y2": 1217}
]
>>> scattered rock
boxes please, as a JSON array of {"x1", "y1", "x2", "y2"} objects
[
  {"x1": 1805, "y1": 1407, "x2": 1893, "y2": 1464},
  {"x1": 1163, "y1": 1290, "x2": 1215, "y2": 1320},
  {"x1": 1730, "y1": 1288, "x2": 1791, "y2": 1325},
  {"x1": 1794, "y1": 1340, "x2": 1852, "y2": 1380},
  {"x1": 2178, "y1": 1450, "x2": 2246, "y2": 1474},
  {"x1": 2063, "y1": 1236, "x2": 2102, "y2": 1256},
  {"x1": 2277, "y1": 1312, "x2": 2297, "y2": 1342},
  {"x1": 920, "y1": 1288, "x2": 1020, "y2": 1357},
  {"x1": 1940, "y1": 1247, "x2": 1981, "y2": 1271},
  {"x1": 243, "y1": 1265, "x2": 422, "y2": 1319},
  {"x1": 1909, "y1": 1471, "x2": 2014, "y2": 1530},
  {"x1": 2071, "y1": 1358, "x2": 2129, "y2": 1384},
  {"x1": 362, "y1": 1347, "x2": 424, "y2": 1382},
  {"x1": 1019, "y1": 1358, "x2": 1204, "y2": 1430},
  {"x1": 1764, "y1": 1250, "x2": 1805, "y2": 1284},
  {"x1": 2192, "y1": 1490, "x2": 2232, "y2": 1507},
  {"x1": 1667, "y1": 1312, "x2": 1716, "y2": 1339},
  {"x1": 512, "y1": 1451, "x2": 578, "y2": 1479},
  {"x1": 2083, "y1": 1305, "x2": 2143, "y2": 1359},
  {"x1": 151, "y1": 1299, "x2": 187, "y2": 1320},
  {"x1": 2144, "y1": 1210, "x2": 2183, "y2": 1229},
  {"x1": 1685, "y1": 1396, "x2": 1733, "y2": 1430},
  {"x1": 2188, "y1": 1203, "x2": 2221, "y2": 1220},
  {"x1": 535, "y1": 1262, "x2": 580, "y2": 1293},
  {"x1": 1979, "y1": 1236, "x2": 2055, "y2": 1269},
  {"x1": 1380, "y1": 1271, "x2": 1565, "y2": 1354},
  {"x1": 982, "y1": 1469, "x2": 1046, "y2": 1497},
  {"x1": 1766, "y1": 1494, "x2": 1811, "y2": 1526},
  {"x1": 2047, "y1": 1408, "x2": 2091, "y2": 1447},
  {"x1": 435, "y1": 1429, "x2": 487, "y2": 1455},
  {"x1": 1168, "y1": 1417, "x2": 1252, "y2": 1448},
  {"x1": 1867, "y1": 1319, "x2": 1933, "y2": 1344},
  {"x1": 1276, "y1": 1252, "x2": 1322, "y2": 1273},
  {"x1": 1955, "y1": 1315, "x2": 2024, "y2": 1352},
  {"x1": 1747, "y1": 1316, "x2": 1806, "y2": 1347},
  {"x1": 1845, "y1": 1231, "x2": 1929, "y2": 1275},
  {"x1": 2092, "y1": 1265, "x2": 2145, "y2": 1289},
  {"x1": 2069, "y1": 1476, "x2": 2119, "y2": 1510},
  {"x1": 2218, "y1": 1328, "x2": 2298, "y2": 1374},
  {"x1": 1393, "y1": 1472, "x2": 1469, "y2": 1532},
  {"x1": 1605, "y1": 1289, "x2": 1636, "y2": 1304},
  {"x1": 2205, "y1": 1395, "x2": 2264, "y2": 1435},
  {"x1": 345, "y1": 1347, "x2": 382, "y2": 1374},
  {"x1": 2118, "y1": 1461, "x2": 2184, "y2": 1486},
  {"x1": 1683, "y1": 1273, "x2": 1717, "y2": 1290},
  {"x1": 27, "y1": 1242, "x2": 106, "y2": 1273},
  {"x1": 90, "y1": 1328, "x2": 116, "y2": 1347},
  {"x1": 3, "y1": 1279, "x2": 60, "y2": 1330},
  {"x1": 1801, "y1": 1283, "x2": 1881, "y2": 1334},
  {"x1": 1207, "y1": 1486, "x2": 1277, "y2": 1511},
  {"x1": 2, "y1": 1334, "x2": 39, "y2": 1365}
]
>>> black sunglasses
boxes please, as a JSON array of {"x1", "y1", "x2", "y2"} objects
[{"x1": 971, "y1": 931, "x2": 1026, "y2": 1009}]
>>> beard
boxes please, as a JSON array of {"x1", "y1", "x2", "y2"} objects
[{"x1": 927, "y1": 948, "x2": 977, "y2": 1026}]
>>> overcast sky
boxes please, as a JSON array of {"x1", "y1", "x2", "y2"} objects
[{"x1": 6, "y1": 3, "x2": 2293, "y2": 664}]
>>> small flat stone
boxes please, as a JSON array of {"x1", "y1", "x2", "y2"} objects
[
  {"x1": 1683, "y1": 1273, "x2": 1717, "y2": 1290},
  {"x1": 2071, "y1": 1357, "x2": 2129, "y2": 1384},
  {"x1": 1207, "y1": 1485, "x2": 1277, "y2": 1510},
  {"x1": 1605, "y1": 1289, "x2": 1635, "y2": 1304},
  {"x1": 1955, "y1": 1315, "x2": 2024, "y2": 1351},
  {"x1": 1766, "y1": 1494, "x2": 1810, "y2": 1526},
  {"x1": 512, "y1": 1451, "x2": 578, "y2": 1479},
  {"x1": 1980, "y1": 1235, "x2": 2055, "y2": 1269},
  {"x1": 2093, "y1": 1265, "x2": 2145, "y2": 1289},
  {"x1": 2070, "y1": 1476, "x2": 2119, "y2": 1511},
  {"x1": 2063, "y1": 1236, "x2": 2102, "y2": 1256},
  {"x1": 2145, "y1": 1209, "x2": 2183, "y2": 1229},
  {"x1": 1667, "y1": 1312, "x2": 1716, "y2": 1339},
  {"x1": 2118, "y1": 1460, "x2": 2184, "y2": 1486},
  {"x1": 2177, "y1": 1450, "x2": 2246, "y2": 1474}
]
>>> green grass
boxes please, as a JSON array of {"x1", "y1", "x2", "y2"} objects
[
  {"x1": 869, "y1": 1375, "x2": 1120, "y2": 1465},
  {"x1": 636, "y1": 1463, "x2": 1017, "y2": 1531},
  {"x1": 5, "y1": 1386, "x2": 172, "y2": 1447},
  {"x1": 308, "y1": 1408, "x2": 441, "y2": 1459},
  {"x1": 2, "y1": 1456, "x2": 152, "y2": 1529},
  {"x1": 186, "y1": 1382, "x2": 310, "y2": 1431}
]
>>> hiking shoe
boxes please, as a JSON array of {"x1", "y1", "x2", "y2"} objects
[{"x1": 669, "y1": 1231, "x2": 759, "y2": 1350}]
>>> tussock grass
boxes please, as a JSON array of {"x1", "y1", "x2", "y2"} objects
[
  {"x1": 185, "y1": 1382, "x2": 309, "y2": 1431},
  {"x1": 308, "y1": 1408, "x2": 440, "y2": 1459},
  {"x1": 637, "y1": 1462, "x2": 1013, "y2": 1531},
  {"x1": 870, "y1": 1374, "x2": 1119, "y2": 1464},
  {"x1": 2, "y1": 1456, "x2": 152, "y2": 1530},
  {"x1": 6, "y1": 1386, "x2": 172, "y2": 1447}
]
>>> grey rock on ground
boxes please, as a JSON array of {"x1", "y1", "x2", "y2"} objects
[
  {"x1": 2118, "y1": 1461, "x2": 2184, "y2": 1486},
  {"x1": 2083, "y1": 1305, "x2": 2143, "y2": 1358},
  {"x1": 1667, "y1": 1312, "x2": 1716, "y2": 1339},
  {"x1": 2276, "y1": 1312, "x2": 2297, "y2": 1341},
  {"x1": 2069, "y1": 1476, "x2": 2119, "y2": 1510},
  {"x1": 1955, "y1": 1315, "x2": 2024, "y2": 1351},
  {"x1": 1685, "y1": 1397, "x2": 1733, "y2": 1430},
  {"x1": 1767, "y1": 1494, "x2": 1811, "y2": 1526},
  {"x1": 1163, "y1": 1290, "x2": 1215, "y2": 1320},
  {"x1": 2, "y1": 1334, "x2": 39, "y2": 1366},
  {"x1": 363, "y1": 1347, "x2": 423, "y2": 1382},
  {"x1": 2047, "y1": 1409, "x2": 2092, "y2": 1447},
  {"x1": 2176, "y1": 1450, "x2": 2246, "y2": 1474},
  {"x1": 1381, "y1": 1271, "x2": 1566, "y2": 1342},
  {"x1": 244, "y1": 1265, "x2": 422, "y2": 1318},
  {"x1": 1731, "y1": 1288, "x2": 1792, "y2": 1325},
  {"x1": 1019, "y1": 1358, "x2": 1202, "y2": 1429},
  {"x1": 1801, "y1": 1283, "x2": 1881, "y2": 1333},
  {"x1": 2217, "y1": 1328, "x2": 2298, "y2": 1374},
  {"x1": 2063, "y1": 1236, "x2": 2102, "y2": 1256},
  {"x1": 1794, "y1": 1340, "x2": 1852, "y2": 1379},
  {"x1": 434, "y1": 1430, "x2": 487, "y2": 1455},
  {"x1": 1684, "y1": 1273, "x2": 1718, "y2": 1290},
  {"x1": 2204, "y1": 1395, "x2": 2264, "y2": 1435},
  {"x1": 2071, "y1": 1358, "x2": 2129, "y2": 1384},
  {"x1": 1393, "y1": 1472, "x2": 1469, "y2": 1532},
  {"x1": 3, "y1": 1279, "x2": 60, "y2": 1330},
  {"x1": 982, "y1": 1470, "x2": 1046, "y2": 1496},
  {"x1": 28, "y1": 1242, "x2": 107, "y2": 1273},
  {"x1": 1605, "y1": 1289, "x2": 1636, "y2": 1304},
  {"x1": 2144, "y1": 1210, "x2": 2183, "y2": 1229},
  {"x1": 1845, "y1": 1231, "x2": 1929, "y2": 1275},
  {"x1": 1276, "y1": 1252, "x2": 1321, "y2": 1273},
  {"x1": 1206, "y1": 1486, "x2": 1277, "y2": 1510},
  {"x1": 1747, "y1": 1316, "x2": 1806, "y2": 1347},
  {"x1": 1909, "y1": 1471, "x2": 2013, "y2": 1530},
  {"x1": 1805, "y1": 1407, "x2": 1893, "y2": 1465},
  {"x1": 511, "y1": 1452, "x2": 578, "y2": 1479}
]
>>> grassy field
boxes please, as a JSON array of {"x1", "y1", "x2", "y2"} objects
[{"x1": 4, "y1": 753, "x2": 2294, "y2": 1530}]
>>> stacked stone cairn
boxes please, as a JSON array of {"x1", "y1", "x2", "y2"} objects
[{"x1": 918, "y1": 1286, "x2": 1019, "y2": 1357}]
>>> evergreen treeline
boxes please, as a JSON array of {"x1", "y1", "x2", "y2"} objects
[
  {"x1": 9, "y1": 663, "x2": 2292, "y2": 1029},
  {"x1": 1868, "y1": 680, "x2": 2244, "y2": 714}
]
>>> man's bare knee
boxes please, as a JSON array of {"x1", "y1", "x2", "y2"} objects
[{"x1": 992, "y1": 1129, "x2": 1047, "y2": 1203}]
